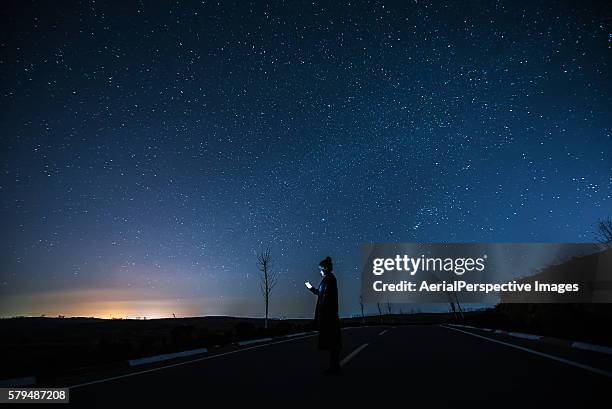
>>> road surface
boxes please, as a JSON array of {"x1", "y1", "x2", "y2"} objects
[{"x1": 56, "y1": 325, "x2": 610, "y2": 407}]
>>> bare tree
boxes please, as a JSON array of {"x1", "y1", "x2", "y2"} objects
[
  {"x1": 596, "y1": 217, "x2": 612, "y2": 247},
  {"x1": 453, "y1": 291, "x2": 464, "y2": 320},
  {"x1": 386, "y1": 300, "x2": 394, "y2": 325},
  {"x1": 376, "y1": 301, "x2": 383, "y2": 324},
  {"x1": 447, "y1": 292, "x2": 457, "y2": 319},
  {"x1": 257, "y1": 247, "x2": 278, "y2": 329},
  {"x1": 359, "y1": 294, "x2": 365, "y2": 323}
]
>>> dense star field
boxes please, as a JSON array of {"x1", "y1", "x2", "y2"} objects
[{"x1": 1, "y1": 1, "x2": 610, "y2": 318}]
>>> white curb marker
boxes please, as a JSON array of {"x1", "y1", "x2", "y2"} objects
[
  {"x1": 237, "y1": 337, "x2": 273, "y2": 346},
  {"x1": 128, "y1": 348, "x2": 208, "y2": 366}
]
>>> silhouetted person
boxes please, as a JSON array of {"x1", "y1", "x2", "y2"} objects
[{"x1": 305, "y1": 256, "x2": 342, "y2": 374}]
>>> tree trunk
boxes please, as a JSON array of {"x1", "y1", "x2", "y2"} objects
[{"x1": 265, "y1": 294, "x2": 269, "y2": 329}]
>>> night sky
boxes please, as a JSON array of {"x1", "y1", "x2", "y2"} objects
[{"x1": 1, "y1": 1, "x2": 610, "y2": 319}]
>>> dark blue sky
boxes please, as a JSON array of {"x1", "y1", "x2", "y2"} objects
[{"x1": 1, "y1": 1, "x2": 610, "y2": 318}]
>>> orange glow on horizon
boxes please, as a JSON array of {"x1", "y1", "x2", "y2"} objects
[{"x1": 0, "y1": 287, "x2": 208, "y2": 319}]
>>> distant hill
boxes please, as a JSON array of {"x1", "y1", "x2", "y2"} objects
[{"x1": 501, "y1": 247, "x2": 612, "y2": 303}]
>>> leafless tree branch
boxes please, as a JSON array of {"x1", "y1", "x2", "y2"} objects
[
  {"x1": 257, "y1": 247, "x2": 278, "y2": 329},
  {"x1": 596, "y1": 217, "x2": 612, "y2": 247}
]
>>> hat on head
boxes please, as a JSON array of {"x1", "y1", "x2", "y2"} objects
[{"x1": 319, "y1": 256, "x2": 333, "y2": 272}]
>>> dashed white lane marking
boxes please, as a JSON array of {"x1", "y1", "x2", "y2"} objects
[
  {"x1": 378, "y1": 329, "x2": 388, "y2": 336},
  {"x1": 441, "y1": 325, "x2": 612, "y2": 378},
  {"x1": 340, "y1": 343, "x2": 369, "y2": 367}
]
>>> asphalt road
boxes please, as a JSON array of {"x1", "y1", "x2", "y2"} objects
[{"x1": 59, "y1": 325, "x2": 610, "y2": 408}]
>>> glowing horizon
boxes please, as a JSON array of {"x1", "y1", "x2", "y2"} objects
[
  {"x1": 0, "y1": 287, "x2": 240, "y2": 319},
  {"x1": 0, "y1": 286, "x2": 317, "y2": 319}
]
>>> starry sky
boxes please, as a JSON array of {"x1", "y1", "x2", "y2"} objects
[{"x1": 1, "y1": 1, "x2": 610, "y2": 319}]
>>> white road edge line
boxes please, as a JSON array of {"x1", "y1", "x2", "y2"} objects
[
  {"x1": 441, "y1": 325, "x2": 612, "y2": 378},
  {"x1": 340, "y1": 343, "x2": 369, "y2": 367},
  {"x1": 68, "y1": 333, "x2": 319, "y2": 390},
  {"x1": 449, "y1": 324, "x2": 612, "y2": 355},
  {"x1": 378, "y1": 329, "x2": 388, "y2": 336}
]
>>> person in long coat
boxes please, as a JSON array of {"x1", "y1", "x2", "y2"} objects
[{"x1": 305, "y1": 256, "x2": 342, "y2": 373}]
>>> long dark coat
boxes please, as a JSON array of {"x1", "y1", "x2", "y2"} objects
[{"x1": 309, "y1": 272, "x2": 342, "y2": 350}]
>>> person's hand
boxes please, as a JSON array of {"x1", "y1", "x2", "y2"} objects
[{"x1": 305, "y1": 281, "x2": 313, "y2": 289}]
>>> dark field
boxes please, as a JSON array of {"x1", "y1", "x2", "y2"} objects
[
  {"x1": 0, "y1": 315, "x2": 310, "y2": 380},
  {"x1": 2, "y1": 307, "x2": 611, "y2": 382},
  {"x1": 0, "y1": 313, "x2": 451, "y2": 380}
]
